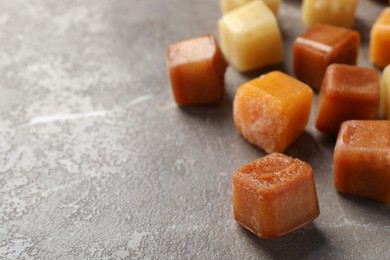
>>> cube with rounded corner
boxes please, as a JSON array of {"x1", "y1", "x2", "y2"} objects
[
  {"x1": 370, "y1": 8, "x2": 390, "y2": 68},
  {"x1": 334, "y1": 120, "x2": 390, "y2": 203},
  {"x1": 315, "y1": 64, "x2": 380, "y2": 135},
  {"x1": 380, "y1": 65, "x2": 390, "y2": 119},
  {"x1": 221, "y1": 0, "x2": 281, "y2": 16},
  {"x1": 167, "y1": 34, "x2": 228, "y2": 106},
  {"x1": 293, "y1": 24, "x2": 360, "y2": 90},
  {"x1": 233, "y1": 71, "x2": 313, "y2": 153},
  {"x1": 233, "y1": 153, "x2": 320, "y2": 239},
  {"x1": 302, "y1": 0, "x2": 358, "y2": 29},
  {"x1": 219, "y1": 1, "x2": 283, "y2": 72}
]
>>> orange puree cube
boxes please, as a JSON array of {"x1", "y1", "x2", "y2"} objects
[
  {"x1": 335, "y1": 121, "x2": 390, "y2": 203},
  {"x1": 233, "y1": 71, "x2": 313, "y2": 153},
  {"x1": 167, "y1": 35, "x2": 228, "y2": 106},
  {"x1": 233, "y1": 153, "x2": 320, "y2": 239},
  {"x1": 315, "y1": 64, "x2": 380, "y2": 135},
  {"x1": 370, "y1": 8, "x2": 390, "y2": 68}
]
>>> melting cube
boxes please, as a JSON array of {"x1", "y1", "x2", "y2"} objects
[
  {"x1": 233, "y1": 71, "x2": 313, "y2": 153},
  {"x1": 219, "y1": 1, "x2": 283, "y2": 72},
  {"x1": 293, "y1": 24, "x2": 360, "y2": 90},
  {"x1": 315, "y1": 64, "x2": 380, "y2": 135},
  {"x1": 233, "y1": 153, "x2": 320, "y2": 239},
  {"x1": 334, "y1": 120, "x2": 390, "y2": 203},
  {"x1": 167, "y1": 34, "x2": 228, "y2": 106}
]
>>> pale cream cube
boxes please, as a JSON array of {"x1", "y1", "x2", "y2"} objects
[
  {"x1": 380, "y1": 65, "x2": 390, "y2": 119},
  {"x1": 221, "y1": 0, "x2": 281, "y2": 16},
  {"x1": 302, "y1": 0, "x2": 358, "y2": 28},
  {"x1": 219, "y1": 1, "x2": 283, "y2": 72}
]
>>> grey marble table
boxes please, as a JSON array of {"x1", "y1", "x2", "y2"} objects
[{"x1": 0, "y1": 0, "x2": 389, "y2": 259}]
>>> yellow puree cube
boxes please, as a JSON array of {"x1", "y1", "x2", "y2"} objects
[
  {"x1": 221, "y1": 0, "x2": 281, "y2": 16},
  {"x1": 219, "y1": 1, "x2": 283, "y2": 72},
  {"x1": 302, "y1": 0, "x2": 358, "y2": 28},
  {"x1": 381, "y1": 65, "x2": 390, "y2": 119}
]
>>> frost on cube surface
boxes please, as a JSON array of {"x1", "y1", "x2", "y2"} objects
[
  {"x1": 381, "y1": 65, "x2": 390, "y2": 119},
  {"x1": 221, "y1": 0, "x2": 281, "y2": 16},
  {"x1": 233, "y1": 153, "x2": 320, "y2": 239},
  {"x1": 315, "y1": 64, "x2": 380, "y2": 135},
  {"x1": 293, "y1": 24, "x2": 360, "y2": 90},
  {"x1": 219, "y1": 1, "x2": 283, "y2": 72},
  {"x1": 302, "y1": 0, "x2": 358, "y2": 29},
  {"x1": 370, "y1": 8, "x2": 390, "y2": 69},
  {"x1": 334, "y1": 120, "x2": 390, "y2": 203},
  {"x1": 167, "y1": 34, "x2": 228, "y2": 106},
  {"x1": 233, "y1": 71, "x2": 313, "y2": 153}
]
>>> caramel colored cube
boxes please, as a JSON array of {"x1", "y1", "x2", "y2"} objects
[
  {"x1": 293, "y1": 24, "x2": 360, "y2": 90},
  {"x1": 380, "y1": 65, "x2": 390, "y2": 119},
  {"x1": 221, "y1": 0, "x2": 281, "y2": 16},
  {"x1": 233, "y1": 153, "x2": 320, "y2": 239},
  {"x1": 370, "y1": 8, "x2": 390, "y2": 68},
  {"x1": 167, "y1": 35, "x2": 228, "y2": 106},
  {"x1": 302, "y1": 0, "x2": 358, "y2": 29},
  {"x1": 233, "y1": 71, "x2": 313, "y2": 153},
  {"x1": 334, "y1": 121, "x2": 390, "y2": 203},
  {"x1": 315, "y1": 64, "x2": 380, "y2": 135},
  {"x1": 219, "y1": 1, "x2": 283, "y2": 72}
]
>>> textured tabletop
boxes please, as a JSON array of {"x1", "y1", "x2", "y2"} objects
[{"x1": 0, "y1": 0, "x2": 389, "y2": 259}]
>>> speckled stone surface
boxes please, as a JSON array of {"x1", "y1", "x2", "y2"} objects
[{"x1": 0, "y1": 0, "x2": 389, "y2": 259}]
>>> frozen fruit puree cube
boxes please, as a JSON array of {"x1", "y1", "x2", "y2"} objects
[
  {"x1": 233, "y1": 153, "x2": 320, "y2": 239},
  {"x1": 370, "y1": 8, "x2": 390, "y2": 68},
  {"x1": 315, "y1": 64, "x2": 380, "y2": 135},
  {"x1": 294, "y1": 24, "x2": 360, "y2": 90},
  {"x1": 219, "y1": 1, "x2": 283, "y2": 72},
  {"x1": 167, "y1": 34, "x2": 228, "y2": 106},
  {"x1": 302, "y1": 0, "x2": 358, "y2": 29},
  {"x1": 233, "y1": 71, "x2": 313, "y2": 153},
  {"x1": 221, "y1": 0, "x2": 281, "y2": 16},
  {"x1": 380, "y1": 65, "x2": 390, "y2": 119},
  {"x1": 334, "y1": 120, "x2": 390, "y2": 203}
]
